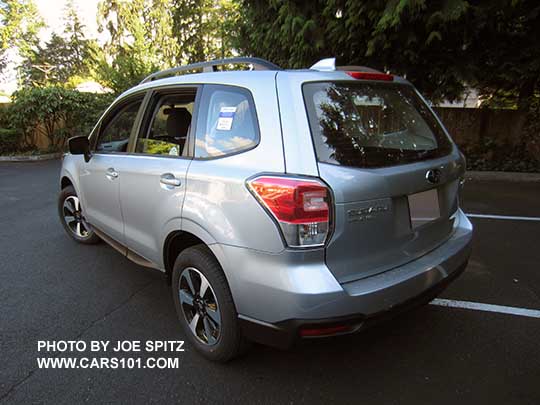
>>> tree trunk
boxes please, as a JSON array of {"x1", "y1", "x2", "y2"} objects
[{"x1": 517, "y1": 75, "x2": 538, "y2": 112}]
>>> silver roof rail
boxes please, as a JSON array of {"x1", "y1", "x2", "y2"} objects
[{"x1": 140, "y1": 57, "x2": 282, "y2": 84}]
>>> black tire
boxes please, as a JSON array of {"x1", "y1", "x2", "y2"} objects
[
  {"x1": 58, "y1": 185, "x2": 100, "y2": 244},
  {"x1": 171, "y1": 244, "x2": 248, "y2": 362}
]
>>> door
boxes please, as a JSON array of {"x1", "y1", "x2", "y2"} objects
[
  {"x1": 117, "y1": 88, "x2": 197, "y2": 266},
  {"x1": 79, "y1": 96, "x2": 145, "y2": 244},
  {"x1": 302, "y1": 80, "x2": 465, "y2": 283}
]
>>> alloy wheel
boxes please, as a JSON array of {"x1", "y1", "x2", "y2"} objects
[
  {"x1": 63, "y1": 195, "x2": 90, "y2": 238},
  {"x1": 178, "y1": 267, "x2": 221, "y2": 345}
]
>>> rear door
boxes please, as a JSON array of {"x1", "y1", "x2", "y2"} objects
[
  {"x1": 116, "y1": 86, "x2": 197, "y2": 267},
  {"x1": 302, "y1": 80, "x2": 465, "y2": 283}
]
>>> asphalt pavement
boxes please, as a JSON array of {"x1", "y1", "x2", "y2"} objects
[{"x1": 0, "y1": 160, "x2": 539, "y2": 404}]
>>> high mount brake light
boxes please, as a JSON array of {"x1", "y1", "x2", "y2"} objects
[
  {"x1": 347, "y1": 71, "x2": 394, "y2": 81},
  {"x1": 247, "y1": 176, "x2": 331, "y2": 247}
]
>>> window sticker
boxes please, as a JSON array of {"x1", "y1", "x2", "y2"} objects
[{"x1": 216, "y1": 106, "x2": 237, "y2": 131}]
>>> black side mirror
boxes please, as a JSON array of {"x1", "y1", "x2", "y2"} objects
[{"x1": 68, "y1": 136, "x2": 92, "y2": 162}]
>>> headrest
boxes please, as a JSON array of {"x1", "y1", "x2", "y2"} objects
[{"x1": 166, "y1": 108, "x2": 191, "y2": 138}]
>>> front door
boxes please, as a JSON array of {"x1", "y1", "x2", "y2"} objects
[
  {"x1": 117, "y1": 88, "x2": 197, "y2": 266},
  {"x1": 79, "y1": 96, "x2": 145, "y2": 244}
]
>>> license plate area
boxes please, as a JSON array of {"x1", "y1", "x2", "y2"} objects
[{"x1": 408, "y1": 188, "x2": 440, "y2": 229}]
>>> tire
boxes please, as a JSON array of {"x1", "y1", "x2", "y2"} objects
[
  {"x1": 171, "y1": 244, "x2": 248, "y2": 362},
  {"x1": 58, "y1": 185, "x2": 100, "y2": 244}
]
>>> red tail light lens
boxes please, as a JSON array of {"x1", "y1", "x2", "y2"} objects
[
  {"x1": 300, "y1": 324, "x2": 352, "y2": 337},
  {"x1": 247, "y1": 176, "x2": 331, "y2": 247},
  {"x1": 347, "y1": 71, "x2": 393, "y2": 81}
]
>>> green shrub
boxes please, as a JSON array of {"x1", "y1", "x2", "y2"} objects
[
  {"x1": 9, "y1": 87, "x2": 114, "y2": 152},
  {"x1": 0, "y1": 128, "x2": 23, "y2": 154}
]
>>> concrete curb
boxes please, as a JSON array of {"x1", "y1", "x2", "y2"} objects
[
  {"x1": 0, "y1": 152, "x2": 63, "y2": 162},
  {"x1": 466, "y1": 170, "x2": 540, "y2": 182}
]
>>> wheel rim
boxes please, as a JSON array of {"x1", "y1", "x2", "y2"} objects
[
  {"x1": 178, "y1": 267, "x2": 221, "y2": 345},
  {"x1": 63, "y1": 195, "x2": 90, "y2": 238}
]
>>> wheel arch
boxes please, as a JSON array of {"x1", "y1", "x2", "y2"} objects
[
  {"x1": 163, "y1": 230, "x2": 223, "y2": 285},
  {"x1": 61, "y1": 176, "x2": 73, "y2": 189}
]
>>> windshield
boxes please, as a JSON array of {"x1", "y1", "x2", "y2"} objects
[{"x1": 303, "y1": 82, "x2": 452, "y2": 168}]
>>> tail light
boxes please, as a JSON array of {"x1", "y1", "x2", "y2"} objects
[
  {"x1": 247, "y1": 176, "x2": 331, "y2": 248},
  {"x1": 347, "y1": 71, "x2": 393, "y2": 81}
]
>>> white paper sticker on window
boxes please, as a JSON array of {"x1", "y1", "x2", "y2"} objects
[{"x1": 216, "y1": 106, "x2": 237, "y2": 131}]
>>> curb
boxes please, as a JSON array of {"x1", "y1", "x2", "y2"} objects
[
  {"x1": 0, "y1": 152, "x2": 63, "y2": 162},
  {"x1": 466, "y1": 170, "x2": 540, "y2": 182}
]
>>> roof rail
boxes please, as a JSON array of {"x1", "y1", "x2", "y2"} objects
[{"x1": 140, "y1": 57, "x2": 282, "y2": 84}]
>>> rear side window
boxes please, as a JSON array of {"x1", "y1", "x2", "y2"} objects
[
  {"x1": 303, "y1": 82, "x2": 452, "y2": 168},
  {"x1": 194, "y1": 85, "x2": 259, "y2": 158},
  {"x1": 135, "y1": 91, "x2": 196, "y2": 157}
]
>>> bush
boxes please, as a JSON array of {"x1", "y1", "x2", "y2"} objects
[
  {"x1": 0, "y1": 128, "x2": 23, "y2": 154},
  {"x1": 8, "y1": 87, "x2": 114, "y2": 152}
]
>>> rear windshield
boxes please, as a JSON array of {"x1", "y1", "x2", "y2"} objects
[{"x1": 303, "y1": 82, "x2": 452, "y2": 168}]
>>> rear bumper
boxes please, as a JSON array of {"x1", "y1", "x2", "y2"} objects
[{"x1": 210, "y1": 209, "x2": 473, "y2": 348}]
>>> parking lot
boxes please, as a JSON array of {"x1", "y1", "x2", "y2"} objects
[{"x1": 1, "y1": 160, "x2": 539, "y2": 404}]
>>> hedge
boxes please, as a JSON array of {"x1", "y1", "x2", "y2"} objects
[{"x1": 4, "y1": 87, "x2": 114, "y2": 153}]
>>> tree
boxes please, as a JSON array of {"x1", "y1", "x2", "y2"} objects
[
  {"x1": 171, "y1": 0, "x2": 239, "y2": 64},
  {"x1": 467, "y1": 0, "x2": 540, "y2": 112},
  {"x1": 234, "y1": 0, "x2": 540, "y2": 108},
  {"x1": 0, "y1": 0, "x2": 43, "y2": 74},
  {"x1": 19, "y1": 1, "x2": 98, "y2": 87},
  {"x1": 95, "y1": 0, "x2": 239, "y2": 93},
  {"x1": 96, "y1": 0, "x2": 179, "y2": 93}
]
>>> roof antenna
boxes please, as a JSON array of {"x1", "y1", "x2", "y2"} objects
[{"x1": 310, "y1": 58, "x2": 336, "y2": 72}]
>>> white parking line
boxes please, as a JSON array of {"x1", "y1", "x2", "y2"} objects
[
  {"x1": 466, "y1": 213, "x2": 540, "y2": 222},
  {"x1": 430, "y1": 298, "x2": 540, "y2": 319}
]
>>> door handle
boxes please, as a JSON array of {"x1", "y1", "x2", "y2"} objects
[
  {"x1": 160, "y1": 173, "x2": 181, "y2": 187},
  {"x1": 106, "y1": 168, "x2": 118, "y2": 179}
]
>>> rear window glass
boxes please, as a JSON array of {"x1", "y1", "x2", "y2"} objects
[{"x1": 303, "y1": 82, "x2": 452, "y2": 168}]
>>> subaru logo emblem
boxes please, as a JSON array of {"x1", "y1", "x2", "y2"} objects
[{"x1": 426, "y1": 169, "x2": 441, "y2": 184}]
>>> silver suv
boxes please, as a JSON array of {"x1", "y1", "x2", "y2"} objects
[{"x1": 59, "y1": 57, "x2": 473, "y2": 361}]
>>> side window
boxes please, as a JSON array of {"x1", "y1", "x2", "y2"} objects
[
  {"x1": 194, "y1": 85, "x2": 259, "y2": 158},
  {"x1": 135, "y1": 91, "x2": 196, "y2": 156},
  {"x1": 95, "y1": 98, "x2": 143, "y2": 153}
]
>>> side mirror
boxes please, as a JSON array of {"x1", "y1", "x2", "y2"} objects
[{"x1": 68, "y1": 136, "x2": 92, "y2": 162}]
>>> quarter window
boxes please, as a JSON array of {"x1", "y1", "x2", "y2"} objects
[
  {"x1": 95, "y1": 98, "x2": 143, "y2": 153},
  {"x1": 194, "y1": 85, "x2": 259, "y2": 158}
]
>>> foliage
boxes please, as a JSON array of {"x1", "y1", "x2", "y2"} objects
[
  {"x1": 467, "y1": 0, "x2": 540, "y2": 112},
  {"x1": 234, "y1": 0, "x2": 539, "y2": 108},
  {"x1": 19, "y1": 1, "x2": 98, "y2": 87},
  {"x1": 171, "y1": 0, "x2": 239, "y2": 63},
  {"x1": 96, "y1": 0, "x2": 179, "y2": 93},
  {"x1": 95, "y1": 0, "x2": 240, "y2": 93},
  {"x1": 0, "y1": 127, "x2": 22, "y2": 154},
  {"x1": 0, "y1": 0, "x2": 43, "y2": 73},
  {"x1": 8, "y1": 87, "x2": 114, "y2": 151}
]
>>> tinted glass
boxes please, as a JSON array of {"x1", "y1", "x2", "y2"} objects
[
  {"x1": 96, "y1": 99, "x2": 142, "y2": 153},
  {"x1": 194, "y1": 85, "x2": 258, "y2": 158},
  {"x1": 303, "y1": 82, "x2": 452, "y2": 168},
  {"x1": 136, "y1": 93, "x2": 195, "y2": 157}
]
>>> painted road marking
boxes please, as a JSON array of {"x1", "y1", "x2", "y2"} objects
[
  {"x1": 431, "y1": 298, "x2": 540, "y2": 319},
  {"x1": 466, "y1": 213, "x2": 540, "y2": 222}
]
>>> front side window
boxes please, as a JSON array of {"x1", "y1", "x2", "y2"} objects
[
  {"x1": 194, "y1": 85, "x2": 259, "y2": 158},
  {"x1": 95, "y1": 98, "x2": 143, "y2": 153},
  {"x1": 135, "y1": 91, "x2": 196, "y2": 157},
  {"x1": 303, "y1": 82, "x2": 452, "y2": 168}
]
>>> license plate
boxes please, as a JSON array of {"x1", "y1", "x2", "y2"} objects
[{"x1": 408, "y1": 188, "x2": 440, "y2": 229}]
